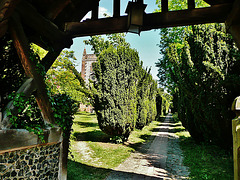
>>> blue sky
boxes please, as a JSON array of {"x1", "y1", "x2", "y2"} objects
[{"x1": 69, "y1": 0, "x2": 161, "y2": 80}]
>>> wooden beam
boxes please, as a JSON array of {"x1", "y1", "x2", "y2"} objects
[
  {"x1": 203, "y1": 0, "x2": 234, "y2": 5},
  {"x1": 188, "y1": 0, "x2": 195, "y2": 9},
  {"x1": 0, "y1": 0, "x2": 21, "y2": 21},
  {"x1": 9, "y1": 13, "x2": 55, "y2": 125},
  {"x1": 142, "y1": 3, "x2": 232, "y2": 31},
  {"x1": 0, "y1": 19, "x2": 8, "y2": 38},
  {"x1": 16, "y1": 0, "x2": 72, "y2": 48},
  {"x1": 65, "y1": 3, "x2": 233, "y2": 37},
  {"x1": 92, "y1": 0, "x2": 99, "y2": 20},
  {"x1": 162, "y1": 0, "x2": 168, "y2": 12},
  {"x1": 226, "y1": 0, "x2": 240, "y2": 50},
  {"x1": 226, "y1": 0, "x2": 240, "y2": 28},
  {"x1": 45, "y1": 0, "x2": 71, "y2": 20},
  {"x1": 113, "y1": 0, "x2": 120, "y2": 17},
  {"x1": 66, "y1": 16, "x2": 128, "y2": 37},
  {"x1": 0, "y1": 0, "x2": 21, "y2": 38}
]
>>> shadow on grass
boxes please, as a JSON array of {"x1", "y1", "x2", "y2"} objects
[
  {"x1": 177, "y1": 135, "x2": 234, "y2": 179},
  {"x1": 75, "y1": 112, "x2": 96, "y2": 116},
  {"x1": 72, "y1": 130, "x2": 111, "y2": 142},
  {"x1": 151, "y1": 126, "x2": 185, "y2": 134},
  {"x1": 67, "y1": 159, "x2": 111, "y2": 180},
  {"x1": 67, "y1": 159, "x2": 166, "y2": 180},
  {"x1": 73, "y1": 121, "x2": 98, "y2": 127}
]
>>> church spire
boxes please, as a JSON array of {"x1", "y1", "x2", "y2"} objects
[{"x1": 83, "y1": 47, "x2": 87, "y2": 56}]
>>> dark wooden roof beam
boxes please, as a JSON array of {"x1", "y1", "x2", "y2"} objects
[
  {"x1": 9, "y1": 13, "x2": 55, "y2": 125},
  {"x1": 16, "y1": 0, "x2": 72, "y2": 48},
  {"x1": 188, "y1": 0, "x2": 195, "y2": 9},
  {"x1": 203, "y1": 0, "x2": 234, "y2": 5},
  {"x1": 65, "y1": 3, "x2": 232, "y2": 37},
  {"x1": 113, "y1": 0, "x2": 121, "y2": 17},
  {"x1": 0, "y1": 0, "x2": 21, "y2": 38},
  {"x1": 92, "y1": 0, "x2": 99, "y2": 20},
  {"x1": 162, "y1": 0, "x2": 168, "y2": 12},
  {"x1": 225, "y1": 0, "x2": 240, "y2": 49},
  {"x1": 45, "y1": 0, "x2": 71, "y2": 20}
]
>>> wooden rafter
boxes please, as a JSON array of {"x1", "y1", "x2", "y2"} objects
[
  {"x1": 113, "y1": 0, "x2": 121, "y2": 17},
  {"x1": 91, "y1": 0, "x2": 99, "y2": 20},
  {"x1": 203, "y1": 0, "x2": 234, "y2": 5},
  {"x1": 44, "y1": 0, "x2": 71, "y2": 20},
  {"x1": 0, "y1": 0, "x2": 21, "y2": 38},
  {"x1": 9, "y1": 13, "x2": 55, "y2": 126},
  {"x1": 226, "y1": 0, "x2": 240, "y2": 50},
  {"x1": 188, "y1": 0, "x2": 195, "y2": 9},
  {"x1": 162, "y1": 0, "x2": 168, "y2": 12},
  {"x1": 66, "y1": 3, "x2": 232, "y2": 37},
  {"x1": 16, "y1": 0, "x2": 72, "y2": 48}
]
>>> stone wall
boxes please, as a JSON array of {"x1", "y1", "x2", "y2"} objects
[{"x1": 0, "y1": 142, "x2": 60, "y2": 180}]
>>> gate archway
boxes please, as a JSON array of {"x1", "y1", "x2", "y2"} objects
[{"x1": 0, "y1": 0, "x2": 239, "y2": 179}]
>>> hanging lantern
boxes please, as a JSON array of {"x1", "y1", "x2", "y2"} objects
[{"x1": 125, "y1": 0, "x2": 147, "y2": 35}]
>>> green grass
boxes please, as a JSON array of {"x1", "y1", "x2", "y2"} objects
[
  {"x1": 171, "y1": 115, "x2": 234, "y2": 180},
  {"x1": 67, "y1": 112, "x2": 160, "y2": 180}
]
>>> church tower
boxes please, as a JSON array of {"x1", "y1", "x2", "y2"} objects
[{"x1": 81, "y1": 48, "x2": 97, "y2": 84}]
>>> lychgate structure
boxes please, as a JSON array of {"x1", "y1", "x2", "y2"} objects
[{"x1": 1, "y1": 0, "x2": 240, "y2": 179}]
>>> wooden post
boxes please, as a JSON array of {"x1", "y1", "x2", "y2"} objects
[
  {"x1": 225, "y1": 0, "x2": 240, "y2": 50},
  {"x1": 0, "y1": 95, "x2": 2, "y2": 123},
  {"x1": 232, "y1": 96, "x2": 240, "y2": 180},
  {"x1": 92, "y1": 1, "x2": 99, "y2": 20},
  {"x1": 113, "y1": 0, "x2": 120, "y2": 17},
  {"x1": 9, "y1": 13, "x2": 55, "y2": 124},
  {"x1": 59, "y1": 137, "x2": 69, "y2": 180},
  {"x1": 188, "y1": 0, "x2": 195, "y2": 10},
  {"x1": 162, "y1": 0, "x2": 168, "y2": 12}
]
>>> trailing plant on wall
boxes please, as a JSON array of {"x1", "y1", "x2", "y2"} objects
[
  {"x1": 6, "y1": 92, "x2": 46, "y2": 142},
  {"x1": 1, "y1": 35, "x2": 78, "y2": 142},
  {"x1": 50, "y1": 93, "x2": 78, "y2": 138}
]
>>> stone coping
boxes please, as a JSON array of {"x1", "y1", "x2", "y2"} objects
[
  {"x1": 0, "y1": 127, "x2": 62, "y2": 151},
  {"x1": 0, "y1": 141, "x2": 59, "y2": 154}
]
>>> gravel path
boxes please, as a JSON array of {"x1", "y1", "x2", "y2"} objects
[{"x1": 105, "y1": 114, "x2": 189, "y2": 180}]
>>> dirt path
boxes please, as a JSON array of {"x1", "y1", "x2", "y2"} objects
[{"x1": 105, "y1": 114, "x2": 189, "y2": 180}]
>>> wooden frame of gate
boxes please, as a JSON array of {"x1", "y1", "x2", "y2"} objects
[{"x1": 1, "y1": 0, "x2": 240, "y2": 179}]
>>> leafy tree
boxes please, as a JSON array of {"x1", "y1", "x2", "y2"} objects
[
  {"x1": 136, "y1": 67, "x2": 158, "y2": 129},
  {"x1": 84, "y1": 33, "x2": 130, "y2": 56},
  {"x1": 155, "y1": 0, "x2": 208, "y2": 89},
  {"x1": 46, "y1": 50, "x2": 87, "y2": 104},
  {"x1": 155, "y1": 0, "x2": 240, "y2": 148},
  {"x1": 93, "y1": 46, "x2": 139, "y2": 141},
  {"x1": 86, "y1": 34, "x2": 158, "y2": 141},
  {"x1": 157, "y1": 23, "x2": 240, "y2": 147}
]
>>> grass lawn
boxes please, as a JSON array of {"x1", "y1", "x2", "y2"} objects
[
  {"x1": 172, "y1": 115, "x2": 234, "y2": 180},
  {"x1": 67, "y1": 112, "x2": 159, "y2": 180}
]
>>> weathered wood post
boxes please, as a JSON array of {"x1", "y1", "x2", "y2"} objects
[{"x1": 232, "y1": 96, "x2": 240, "y2": 180}]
